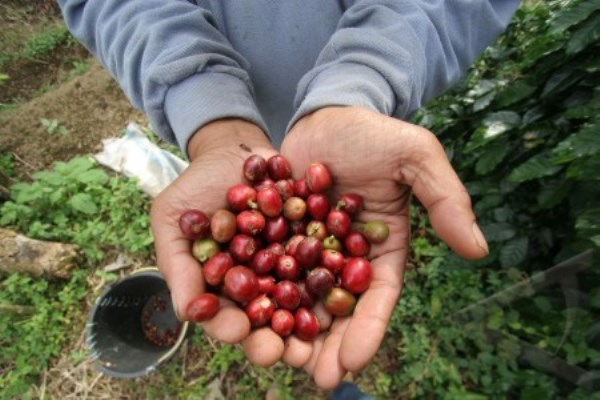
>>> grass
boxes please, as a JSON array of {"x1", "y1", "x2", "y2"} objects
[{"x1": 0, "y1": 4, "x2": 67, "y2": 68}]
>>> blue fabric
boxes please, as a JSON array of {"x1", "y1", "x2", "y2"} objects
[
  {"x1": 330, "y1": 382, "x2": 373, "y2": 400},
  {"x1": 58, "y1": 0, "x2": 520, "y2": 156}
]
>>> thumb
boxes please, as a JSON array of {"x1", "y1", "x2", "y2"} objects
[
  {"x1": 152, "y1": 221, "x2": 205, "y2": 320},
  {"x1": 397, "y1": 128, "x2": 488, "y2": 260}
]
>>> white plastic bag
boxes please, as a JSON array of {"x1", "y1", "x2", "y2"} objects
[{"x1": 95, "y1": 123, "x2": 188, "y2": 198}]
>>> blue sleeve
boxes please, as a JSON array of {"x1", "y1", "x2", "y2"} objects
[
  {"x1": 57, "y1": 0, "x2": 268, "y2": 154},
  {"x1": 290, "y1": 0, "x2": 521, "y2": 128}
]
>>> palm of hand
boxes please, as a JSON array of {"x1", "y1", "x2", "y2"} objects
[
  {"x1": 279, "y1": 108, "x2": 412, "y2": 388},
  {"x1": 152, "y1": 147, "x2": 278, "y2": 342},
  {"x1": 152, "y1": 110, "x2": 487, "y2": 391}
]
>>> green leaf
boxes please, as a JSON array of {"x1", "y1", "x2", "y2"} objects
[
  {"x1": 549, "y1": 0, "x2": 600, "y2": 34},
  {"x1": 465, "y1": 112, "x2": 521, "y2": 153},
  {"x1": 500, "y1": 237, "x2": 529, "y2": 267},
  {"x1": 76, "y1": 169, "x2": 109, "y2": 185},
  {"x1": 61, "y1": 156, "x2": 94, "y2": 177},
  {"x1": 590, "y1": 288, "x2": 600, "y2": 309},
  {"x1": 481, "y1": 222, "x2": 516, "y2": 242},
  {"x1": 536, "y1": 180, "x2": 573, "y2": 209},
  {"x1": 567, "y1": 12, "x2": 600, "y2": 54},
  {"x1": 588, "y1": 234, "x2": 600, "y2": 246},
  {"x1": 495, "y1": 79, "x2": 537, "y2": 108},
  {"x1": 575, "y1": 208, "x2": 600, "y2": 233},
  {"x1": 14, "y1": 186, "x2": 40, "y2": 204},
  {"x1": 68, "y1": 193, "x2": 98, "y2": 215},
  {"x1": 474, "y1": 194, "x2": 504, "y2": 213},
  {"x1": 541, "y1": 68, "x2": 583, "y2": 99},
  {"x1": 473, "y1": 91, "x2": 496, "y2": 112},
  {"x1": 49, "y1": 189, "x2": 64, "y2": 205},
  {"x1": 583, "y1": 57, "x2": 600, "y2": 73},
  {"x1": 32, "y1": 171, "x2": 63, "y2": 186},
  {"x1": 467, "y1": 79, "x2": 497, "y2": 98},
  {"x1": 507, "y1": 154, "x2": 563, "y2": 183},
  {"x1": 430, "y1": 293, "x2": 442, "y2": 318},
  {"x1": 482, "y1": 111, "x2": 521, "y2": 137},
  {"x1": 533, "y1": 297, "x2": 552, "y2": 313},
  {"x1": 552, "y1": 123, "x2": 600, "y2": 163},
  {"x1": 0, "y1": 206, "x2": 17, "y2": 225},
  {"x1": 566, "y1": 157, "x2": 600, "y2": 180},
  {"x1": 522, "y1": 106, "x2": 546, "y2": 126},
  {"x1": 475, "y1": 138, "x2": 509, "y2": 175}
]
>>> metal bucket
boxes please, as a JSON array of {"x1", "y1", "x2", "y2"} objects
[{"x1": 86, "y1": 267, "x2": 189, "y2": 378}]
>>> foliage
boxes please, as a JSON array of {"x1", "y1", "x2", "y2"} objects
[
  {"x1": 0, "y1": 73, "x2": 9, "y2": 87},
  {"x1": 381, "y1": 0, "x2": 600, "y2": 397},
  {"x1": 0, "y1": 152, "x2": 14, "y2": 178},
  {"x1": 21, "y1": 25, "x2": 71, "y2": 61},
  {"x1": 40, "y1": 118, "x2": 69, "y2": 136},
  {"x1": 414, "y1": 0, "x2": 600, "y2": 269},
  {"x1": 0, "y1": 156, "x2": 154, "y2": 263},
  {"x1": 0, "y1": 270, "x2": 88, "y2": 397},
  {"x1": 368, "y1": 222, "x2": 600, "y2": 398},
  {"x1": 67, "y1": 59, "x2": 92, "y2": 80}
]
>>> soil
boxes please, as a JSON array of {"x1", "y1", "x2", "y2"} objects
[
  {"x1": 0, "y1": 63, "x2": 147, "y2": 176},
  {"x1": 0, "y1": 2, "x2": 147, "y2": 178}
]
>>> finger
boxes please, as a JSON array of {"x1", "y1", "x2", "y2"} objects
[
  {"x1": 399, "y1": 129, "x2": 488, "y2": 259},
  {"x1": 340, "y1": 251, "x2": 404, "y2": 372},
  {"x1": 303, "y1": 334, "x2": 325, "y2": 375},
  {"x1": 201, "y1": 297, "x2": 251, "y2": 344},
  {"x1": 313, "y1": 318, "x2": 350, "y2": 390},
  {"x1": 283, "y1": 336, "x2": 313, "y2": 368},
  {"x1": 151, "y1": 211, "x2": 205, "y2": 319},
  {"x1": 242, "y1": 327, "x2": 285, "y2": 367}
]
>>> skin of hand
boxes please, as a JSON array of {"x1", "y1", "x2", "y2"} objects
[
  {"x1": 151, "y1": 118, "x2": 288, "y2": 363},
  {"x1": 277, "y1": 106, "x2": 490, "y2": 389}
]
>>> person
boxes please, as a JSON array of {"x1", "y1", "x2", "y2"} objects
[{"x1": 58, "y1": 0, "x2": 520, "y2": 391}]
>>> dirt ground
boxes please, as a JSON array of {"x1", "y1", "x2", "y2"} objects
[
  {"x1": 0, "y1": 62, "x2": 147, "y2": 177},
  {"x1": 1, "y1": 1, "x2": 148, "y2": 179}
]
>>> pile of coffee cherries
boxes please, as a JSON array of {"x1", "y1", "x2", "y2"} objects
[{"x1": 179, "y1": 154, "x2": 389, "y2": 341}]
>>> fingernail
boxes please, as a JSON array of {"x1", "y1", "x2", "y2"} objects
[
  {"x1": 472, "y1": 222, "x2": 489, "y2": 255},
  {"x1": 171, "y1": 292, "x2": 183, "y2": 321}
]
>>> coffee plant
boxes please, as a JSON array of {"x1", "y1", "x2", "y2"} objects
[
  {"x1": 415, "y1": 0, "x2": 600, "y2": 269},
  {"x1": 380, "y1": 0, "x2": 600, "y2": 397}
]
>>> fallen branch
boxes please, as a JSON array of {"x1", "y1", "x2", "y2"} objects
[
  {"x1": 0, "y1": 303, "x2": 35, "y2": 315},
  {"x1": 0, "y1": 228, "x2": 81, "y2": 279}
]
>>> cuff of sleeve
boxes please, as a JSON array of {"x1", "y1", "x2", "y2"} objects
[
  {"x1": 289, "y1": 63, "x2": 396, "y2": 131},
  {"x1": 164, "y1": 72, "x2": 269, "y2": 158}
]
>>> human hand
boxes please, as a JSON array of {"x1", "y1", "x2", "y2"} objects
[
  {"x1": 279, "y1": 107, "x2": 489, "y2": 389},
  {"x1": 151, "y1": 119, "x2": 285, "y2": 358}
]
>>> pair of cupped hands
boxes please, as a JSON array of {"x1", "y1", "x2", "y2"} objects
[{"x1": 151, "y1": 106, "x2": 489, "y2": 389}]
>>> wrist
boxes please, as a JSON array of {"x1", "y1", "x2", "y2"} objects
[{"x1": 187, "y1": 119, "x2": 272, "y2": 161}]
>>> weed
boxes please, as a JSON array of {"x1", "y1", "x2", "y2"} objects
[
  {"x1": 0, "y1": 102, "x2": 19, "y2": 113},
  {"x1": 22, "y1": 25, "x2": 70, "y2": 61},
  {"x1": 68, "y1": 59, "x2": 91, "y2": 79},
  {"x1": 0, "y1": 270, "x2": 89, "y2": 398},
  {"x1": 0, "y1": 153, "x2": 14, "y2": 178},
  {"x1": 0, "y1": 156, "x2": 154, "y2": 263},
  {"x1": 40, "y1": 118, "x2": 69, "y2": 136},
  {"x1": 0, "y1": 73, "x2": 9, "y2": 86}
]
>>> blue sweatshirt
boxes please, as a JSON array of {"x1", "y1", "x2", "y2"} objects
[{"x1": 58, "y1": 0, "x2": 520, "y2": 155}]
